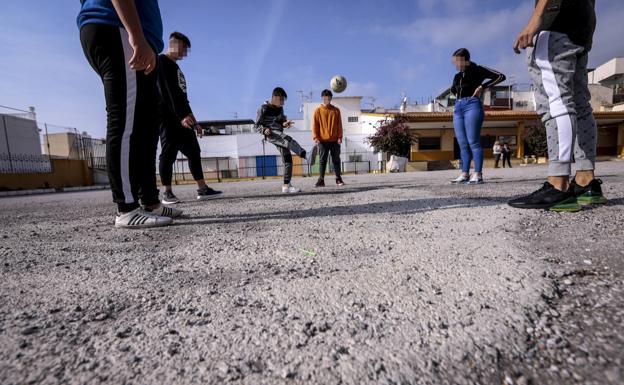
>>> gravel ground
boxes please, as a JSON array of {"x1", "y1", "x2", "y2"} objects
[{"x1": 0, "y1": 161, "x2": 622, "y2": 385}]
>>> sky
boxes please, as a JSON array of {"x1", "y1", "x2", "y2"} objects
[{"x1": 1, "y1": 0, "x2": 623, "y2": 138}]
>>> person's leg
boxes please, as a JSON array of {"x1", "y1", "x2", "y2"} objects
[
  {"x1": 266, "y1": 131, "x2": 306, "y2": 158},
  {"x1": 507, "y1": 154, "x2": 513, "y2": 168},
  {"x1": 80, "y1": 25, "x2": 172, "y2": 226},
  {"x1": 317, "y1": 142, "x2": 330, "y2": 180},
  {"x1": 278, "y1": 146, "x2": 293, "y2": 186},
  {"x1": 464, "y1": 99, "x2": 485, "y2": 175},
  {"x1": 158, "y1": 123, "x2": 180, "y2": 193},
  {"x1": 80, "y1": 24, "x2": 140, "y2": 213},
  {"x1": 495, "y1": 154, "x2": 500, "y2": 168},
  {"x1": 571, "y1": 52, "x2": 597, "y2": 186},
  {"x1": 121, "y1": 31, "x2": 162, "y2": 210},
  {"x1": 532, "y1": 31, "x2": 584, "y2": 191},
  {"x1": 453, "y1": 104, "x2": 471, "y2": 175},
  {"x1": 508, "y1": 31, "x2": 583, "y2": 211},
  {"x1": 330, "y1": 141, "x2": 342, "y2": 181},
  {"x1": 179, "y1": 129, "x2": 206, "y2": 187}
]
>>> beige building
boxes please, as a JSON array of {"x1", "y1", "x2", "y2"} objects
[{"x1": 362, "y1": 111, "x2": 624, "y2": 165}]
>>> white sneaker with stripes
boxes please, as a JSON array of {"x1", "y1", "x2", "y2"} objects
[
  {"x1": 115, "y1": 208, "x2": 172, "y2": 229},
  {"x1": 146, "y1": 204, "x2": 183, "y2": 218},
  {"x1": 282, "y1": 184, "x2": 301, "y2": 194}
]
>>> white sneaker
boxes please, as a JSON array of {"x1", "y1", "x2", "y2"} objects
[
  {"x1": 467, "y1": 174, "x2": 484, "y2": 184},
  {"x1": 115, "y1": 208, "x2": 172, "y2": 229},
  {"x1": 146, "y1": 204, "x2": 183, "y2": 218},
  {"x1": 451, "y1": 174, "x2": 469, "y2": 184},
  {"x1": 282, "y1": 184, "x2": 301, "y2": 193}
]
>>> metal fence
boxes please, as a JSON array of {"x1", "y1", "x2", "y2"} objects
[
  {"x1": 167, "y1": 153, "x2": 385, "y2": 183},
  {"x1": 0, "y1": 153, "x2": 52, "y2": 174}
]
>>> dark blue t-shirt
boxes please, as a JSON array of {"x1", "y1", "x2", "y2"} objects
[{"x1": 77, "y1": 0, "x2": 164, "y2": 53}]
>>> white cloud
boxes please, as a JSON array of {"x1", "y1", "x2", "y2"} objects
[
  {"x1": 242, "y1": 0, "x2": 287, "y2": 106},
  {"x1": 373, "y1": 2, "x2": 532, "y2": 52}
]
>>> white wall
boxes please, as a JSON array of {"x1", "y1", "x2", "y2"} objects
[
  {"x1": 588, "y1": 58, "x2": 624, "y2": 85},
  {"x1": 0, "y1": 114, "x2": 42, "y2": 156},
  {"x1": 588, "y1": 84, "x2": 615, "y2": 111}
]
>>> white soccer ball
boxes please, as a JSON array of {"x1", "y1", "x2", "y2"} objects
[{"x1": 330, "y1": 75, "x2": 347, "y2": 93}]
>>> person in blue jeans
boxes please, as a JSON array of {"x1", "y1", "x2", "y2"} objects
[{"x1": 450, "y1": 48, "x2": 506, "y2": 184}]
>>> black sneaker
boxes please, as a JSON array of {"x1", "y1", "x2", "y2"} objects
[
  {"x1": 315, "y1": 179, "x2": 325, "y2": 188},
  {"x1": 162, "y1": 190, "x2": 180, "y2": 205},
  {"x1": 197, "y1": 186, "x2": 222, "y2": 201},
  {"x1": 570, "y1": 178, "x2": 608, "y2": 206},
  {"x1": 336, "y1": 178, "x2": 345, "y2": 187},
  {"x1": 508, "y1": 182, "x2": 581, "y2": 212}
]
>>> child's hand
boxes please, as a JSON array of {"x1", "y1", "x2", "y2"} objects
[
  {"x1": 283, "y1": 120, "x2": 294, "y2": 128},
  {"x1": 263, "y1": 128, "x2": 272, "y2": 136},
  {"x1": 128, "y1": 34, "x2": 156, "y2": 74}
]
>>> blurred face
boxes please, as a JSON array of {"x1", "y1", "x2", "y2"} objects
[
  {"x1": 452, "y1": 55, "x2": 469, "y2": 71},
  {"x1": 271, "y1": 95, "x2": 286, "y2": 107},
  {"x1": 322, "y1": 95, "x2": 332, "y2": 105},
  {"x1": 169, "y1": 38, "x2": 189, "y2": 60}
]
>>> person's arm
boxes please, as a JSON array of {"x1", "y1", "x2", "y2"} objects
[
  {"x1": 312, "y1": 109, "x2": 321, "y2": 143},
  {"x1": 336, "y1": 108, "x2": 343, "y2": 144},
  {"x1": 479, "y1": 65, "x2": 506, "y2": 89},
  {"x1": 111, "y1": 0, "x2": 156, "y2": 74},
  {"x1": 513, "y1": 0, "x2": 561, "y2": 54},
  {"x1": 254, "y1": 105, "x2": 270, "y2": 135},
  {"x1": 169, "y1": 68, "x2": 194, "y2": 127}
]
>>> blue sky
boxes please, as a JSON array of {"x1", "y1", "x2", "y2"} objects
[{"x1": 1, "y1": 0, "x2": 623, "y2": 138}]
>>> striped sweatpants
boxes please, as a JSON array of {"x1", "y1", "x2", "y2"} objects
[
  {"x1": 80, "y1": 24, "x2": 160, "y2": 212},
  {"x1": 527, "y1": 30, "x2": 597, "y2": 177}
]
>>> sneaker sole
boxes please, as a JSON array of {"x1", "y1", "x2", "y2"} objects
[
  {"x1": 577, "y1": 196, "x2": 608, "y2": 206},
  {"x1": 115, "y1": 219, "x2": 172, "y2": 229},
  {"x1": 197, "y1": 194, "x2": 222, "y2": 201},
  {"x1": 549, "y1": 197, "x2": 582, "y2": 213},
  {"x1": 162, "y1": 200, "x2": 180, "y2": 205}
]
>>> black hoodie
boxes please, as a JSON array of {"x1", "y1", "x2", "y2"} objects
[
  {"x1": 451, "y1": 62, "x2": 506, "y2": 99},
  {"x1": 157, "y1": 54, "x2": 193, "y2": 125}
]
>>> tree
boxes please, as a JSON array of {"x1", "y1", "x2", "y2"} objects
[
  {"x1": 524, "y1": 123, "x2": 548, "y2": 157},
  {"x1": 365, "y1": 117, "x2": 416, "y2": 158}
]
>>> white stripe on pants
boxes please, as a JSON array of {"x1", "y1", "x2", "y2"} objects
[
  {"x1": 120, "y1": 28, "x2": 137, "y2": 204},
  {"x1": 534, "y1": 31, "x2": 573, "y2": 164}
]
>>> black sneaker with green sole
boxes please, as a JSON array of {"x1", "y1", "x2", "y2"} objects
[
  {"x1": 570, "y1": 178, "x2": 608, "y2": 206},
  {"x1": 508, "y1": 182, "x2": 581, "y2": 212}
]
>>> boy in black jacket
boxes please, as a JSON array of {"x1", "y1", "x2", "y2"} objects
[
  {"x1": 255, "y1": 87, "x2": 309, "y2": 193},
  {"x1": 157, "y1": 31, "x2": 222, "y2": 204}
]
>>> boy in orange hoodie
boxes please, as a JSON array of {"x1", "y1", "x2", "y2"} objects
[{"x1": 312, "y1": 89, "x2": 345, "y2": 187}]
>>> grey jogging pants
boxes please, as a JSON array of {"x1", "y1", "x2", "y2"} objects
[{"x1": 527, "y1": 30, "x2": 597, "y2": 177}]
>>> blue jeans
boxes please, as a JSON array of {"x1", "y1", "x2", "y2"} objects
[{"x1": 453, "y1": 97, "x2": 485, "y2": 173}]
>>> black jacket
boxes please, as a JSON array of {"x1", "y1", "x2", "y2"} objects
[
  {"x1": 539, "y1": 0, "x2": 596, "y2": 51},
  {"x1": 157, "y1": 54, "x2": 193, "y2": 124},
  {"x1": 254, "y1": 102, "x2": 287, "y2": 134},
  {"x1": 451, "y1": 62, "x2": 506, "y2": 99}
]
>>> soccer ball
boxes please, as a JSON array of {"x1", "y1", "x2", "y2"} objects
[{"x1": 330, "y1": 75, "x2": 347, "y2": 93}]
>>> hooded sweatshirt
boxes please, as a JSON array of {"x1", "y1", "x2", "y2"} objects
[{"x1": 312, "y1": 103, "x2": 343, "y2": 142}]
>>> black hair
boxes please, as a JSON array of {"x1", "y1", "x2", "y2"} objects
[
  {"x1": 170, "y1": 31, "x2": 191, "y2": 48},
  {"x1": 272, "y1": 87, "x2": 288, "y2": 99},
  {"x1": 452, "y1": 48, "x2": 470, "y2": 60},
  {"x1": 321, "y1": 89, "x2": 333, "y2": 98}
]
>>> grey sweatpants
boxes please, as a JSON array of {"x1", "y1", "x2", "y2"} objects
[
  {"x1": 264, "y1": 130, "x2": 306, "y2": 184},
  {"x1": 527, "y1": 31, "x2": 597, "y2": 177}
]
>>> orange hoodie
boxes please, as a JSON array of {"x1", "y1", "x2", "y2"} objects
[{"x1": 312, "y1": 103, "x2": 343, "y2": 142}]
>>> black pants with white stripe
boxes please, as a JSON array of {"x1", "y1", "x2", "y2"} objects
[{"x1": 80, "y1": 24, "x2": 160, "y2": 212}]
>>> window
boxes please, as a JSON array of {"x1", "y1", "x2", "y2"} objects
[
  {"x1": 418, "y1": 137, "x2": 441, "y2": 151},
  {"x1": 348, "y1": 117, "x2": 359, "y2": 123},
  {"x1": 481, "y1": 135, "x2": 497, "y2": 148}
]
